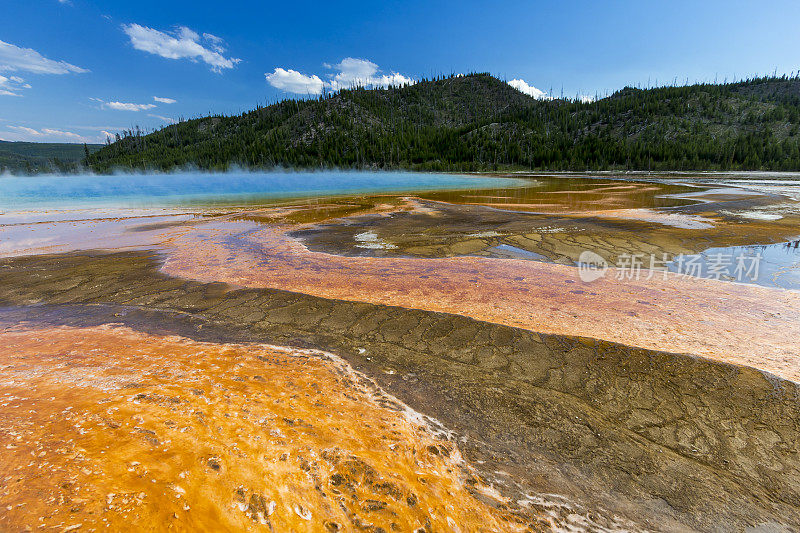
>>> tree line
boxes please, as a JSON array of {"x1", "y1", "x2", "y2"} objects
[{"x1": 85, "y1": 73, "x2": 800, "y2": 173}]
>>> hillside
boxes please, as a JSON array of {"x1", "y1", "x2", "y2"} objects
[
  {"x1": 87, "y1": 73, "x2": 800, "y2": 173},
  {"x1": 0, "y1": 141, "x2": 102, "y2": 174}
]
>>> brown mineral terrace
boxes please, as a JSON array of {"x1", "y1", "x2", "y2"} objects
[
  {"x1": 1, "y1": 252, "x2": 797, "y2": 531},
  {"x1": 161, "y1": 219, "x2": 800, "y2": 383},
  {"x1": 2, "y1": 175, "x2": 800, "y2": 532},
  {"x1": 2, "y1": 184, "x2": 800, "y2": 382},
  {"x1": 1, "y1": 175, "x2": 799, "y2": 385},
  {"x1": 0, "y1": 324, "x2": 535, "y2": 532}
]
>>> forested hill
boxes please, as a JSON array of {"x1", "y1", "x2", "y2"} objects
[
  {"x1": 87, "y1": 73, "x2": 800, "y2": 173},
  {"x1": 0, "y1": 141, "x2": 102, "y2": 174}
]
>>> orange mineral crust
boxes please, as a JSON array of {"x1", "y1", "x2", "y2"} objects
[
  {"x1": 162, "y1": 222, "x2": 800, "y2": 382},
  {"x1": 0, "y1": 325, "x2": 530, "y2": 532}
]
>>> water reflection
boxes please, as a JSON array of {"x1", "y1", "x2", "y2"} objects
[
  {"x1": 419, "y1": 177, "x2": 699, "y2": 212},
  {"x1": 667, "y1": 239, "x2": 800, "y2": 289}
]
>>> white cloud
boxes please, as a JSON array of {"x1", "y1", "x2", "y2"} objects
[
  {"x1": 122, "y1": 24, "x2": 240, "y2": 72},
  {"x1": 508, "y1": 79, "x2": 595, "y2": 102},
  {"x1": 329, "y1": 57, "x2": 378, "y2": 89},
  {"x1": 90, "y1": 97, "x2": 156, "y2": 111},
  {"x1": 153, "y1": 96, "x2": 176, "y2": 104},
  {"x1": 328, "y1": 58, "x2": 412, "y2": 90},
  {"x1": 0, "y1": 75, "x2": 31, "y2": 96},
  {"x1": 0, "y1": 39, "x2": 88, "y2": 75},
  {"x1": 202, "y1": 33, "x2": 226, "y2": 53},
  {"x1": 508, "y1": 78, "x2": 548, "y2": 99},
  {"x1": 370, "y1": 72, "x2": 414, "y2": 88},
  {"x1": 147, "y1": 113, "x2": 175, "y2": 123},
  {"x1": 104, "y1": 101, "x2": 157, "y2": 111},
  {"x1": 7, "y1": 126, "x2": 41, "y2": 136},
  {"x1": 267, "y1": 57, "x2": 413, "y2": 95},
  {"x1": 265, "y1": 68, "x2": 324, "y2": 95},
  {"x1": 0, "y1": 125, "x2": 101, "y2": 143},
  {"x1": 41, "y1": 128, "x2": 84, "y2": 140}
]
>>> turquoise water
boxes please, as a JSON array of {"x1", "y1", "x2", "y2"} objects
[{"x1": 0, "y1": 171, "x2": 526, "y2": 211}]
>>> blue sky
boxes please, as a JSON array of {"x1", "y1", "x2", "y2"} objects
[{"x1": 1, "y1": 0, "x2": 799, "y2": 144}]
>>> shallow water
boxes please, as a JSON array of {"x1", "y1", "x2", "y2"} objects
[
  {"x1": 287, "y1": 188, "x2": 800, "y2": 289},
  {"x1": 2, "y1": 253, "x2": 798, "y2": 531},
  {"x1": 667, "y1": 239, "x2": 800, "y2": 289},
  {"x1": 0, "y1": 322, "x2": 529, "y2": 532},
  {"x1": 2, "y1": 172, "x2": 800, "y2": 530},
  {"x1": 418, "y1": 177, "x2": 699, "y2": 212}
]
